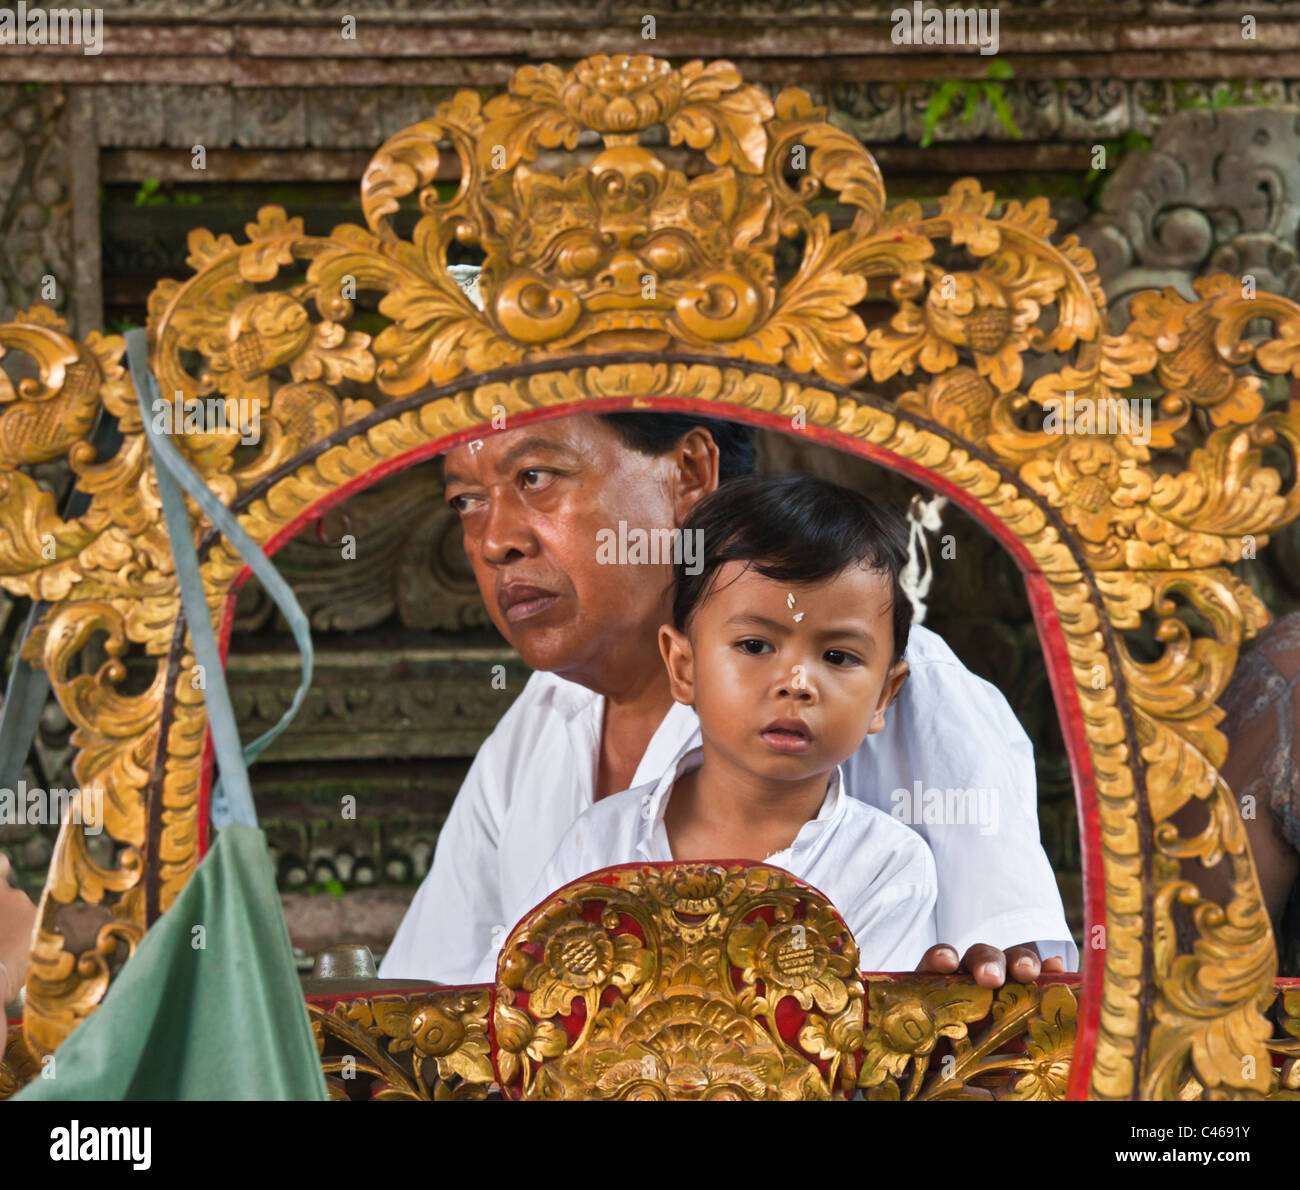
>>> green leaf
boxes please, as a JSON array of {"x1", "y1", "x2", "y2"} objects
[
  {"x1": 961, "y1": 83, "x2": 979, "y2": 124},
  {"x1": 985, "y1": 60, "x2": 1013, "y2": 82},
  {"x1": 921, "y1": 80, "x2": 965, "y2": 146},
  {"x1": 325, "y1": 879, "x2": 345, "y2": 899},
  {"x1": 984, "y1": 84, "x2": 1022, "y2": 139},
  {"x1": 133, "y1": 178, "x2": 161, "y2": 206}
]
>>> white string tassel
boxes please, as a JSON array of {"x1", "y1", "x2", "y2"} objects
[
  {"x1": 899, "y1": 493, "x2": 949, "y2": 626},
  {"x1": 448, "y1": 263, "x2": 485, "y2": 311}
]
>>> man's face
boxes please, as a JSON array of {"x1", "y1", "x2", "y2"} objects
[
  {"x1": 659, "y1": 560, "x2": 909, "y2": 781},
  {"x1": 442, "y1": 415, "x2": 717, "y2": 676}
]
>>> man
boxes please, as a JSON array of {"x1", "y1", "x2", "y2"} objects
[{"x1": 380, "y1": 412, "x2": 1077, "y2": 986}]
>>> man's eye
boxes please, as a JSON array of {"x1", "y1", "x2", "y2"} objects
[
  {"x1": 737, "y1": 639, "x2": 772, "y2": 655},
  {"x1": 448, "y1": 494, "x2": 476, "y2": 514},
  {"x1": 825, "y1": 649, "x2": 860, "y2": 667},
  {"x1": 520, "y1": 468, "x2": 553, "y2": 490}
]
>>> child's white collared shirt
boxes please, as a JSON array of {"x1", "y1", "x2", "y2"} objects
[
  {"x1": 379, "y1": 624, "x2": 1078, "y2": 985},
  {"x1": 468, "y1": 745, "x2": 939, "y2": 984}
]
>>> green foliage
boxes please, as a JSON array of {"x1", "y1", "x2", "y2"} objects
[
  {"x1": 302, "y1": 878, "x2": 347, "y2": 898},
  {"x1": 921, "y1": 60, "x2": 1021, "y2": 148},
  {"x1": 105, "y1": 315, "x2": 138, "y2": 334},
  {"x1": 133, "y1": 178, "x2": 163, "y2": 206},
  {"x1": 1084, "y1": 128, "x2": 1155, "y2": 199},
  {"x1": 133, "y1": 178, "x2": 202, "y2": 207},
  {"x1": 1171, "y1": 79, "x2": 1267, "y2": 112}
]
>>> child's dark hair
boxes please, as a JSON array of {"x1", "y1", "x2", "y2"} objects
[{"x1": 671, "y1": 474, "x2": 912, "y2": 663}]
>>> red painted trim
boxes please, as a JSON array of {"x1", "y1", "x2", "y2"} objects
[
  {"x1": 189, "y1": 391, "x2": 1109, "y2": 1097},
  {"x1": 1023, "y1": 570, "x2": 1105, "y2": 1101}
]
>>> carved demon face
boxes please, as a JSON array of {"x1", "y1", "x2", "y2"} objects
[{"x1": 484, "y1": 145, "x2": 773, "y2": 351}]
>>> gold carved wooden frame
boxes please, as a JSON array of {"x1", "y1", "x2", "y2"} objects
[{"x1": 2, "y1": 53, "x2": 1300, "y2": 1100}]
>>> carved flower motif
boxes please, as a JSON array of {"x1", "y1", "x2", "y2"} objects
[
  {"x1": 1024, "y1": 437, "x2": 1153, "y2": 546},
  {"x1": 858, "y1": 980, "x2": 993, "y2": 1092},
  {"x1": 408, "y1": 996, "x2": 494, "y2": 1088},
  {"x1": 902, "y1": 366, "x2": 997, "y2": 441},
  {"x1": 648, "y1": 864, "x2": 750, "y2": 942},
  {"x1": 924, "y1": 271, "x2": 1037, "y2": 392},
  {"x1": 1006, "y1": 984, "x2": 1076, "y2": 1101},
  {"x1": 550, "y1": 995, "x2": 786, "y2": 1101},
  {"x1": 493, "y1": 999, "x2": 569, "y2": 1089},
  {"x1": 563, "y1": 54, "x2": 681, "y2": 132},
  {"x1": 225, "y1": 291, "x2": 313, "y2": 381},
  {"x1": 517, "y1": 918, "x2": 649, "y2": 1018},
  {"x1": 727, "y1": 910, "x2": 856, "y2": 1015}
]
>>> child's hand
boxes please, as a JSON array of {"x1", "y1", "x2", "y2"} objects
[
  {"x1": 916, "y1": 941, "x2": 1065, "y2": 987},
  {"x1": 0, "y1": 852, "x2": 39, "y2": 1006}
]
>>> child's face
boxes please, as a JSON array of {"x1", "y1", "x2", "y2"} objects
[{"x1": 658, "y1": 560, "x2": 910, "y2": 781}]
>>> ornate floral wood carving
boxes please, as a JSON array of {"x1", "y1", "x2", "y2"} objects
[
  {"x1": 493, "y1": 863, "x2": 866, "y2": 1100},
  {"x1": 1, "y1": 52, "x2": 1299, "y2": 1099},
  {"x1": 307, "y1": 988, "x2": 493, "y2": 1101}
]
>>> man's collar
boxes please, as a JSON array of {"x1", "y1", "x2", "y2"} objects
[{"x1": 539, "y1": 670, "x2": 601, "y2": 721}]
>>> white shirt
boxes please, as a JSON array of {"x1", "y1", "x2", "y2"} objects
[
  {"x1": 468, "y1": 750, "x2": 938, "y2": 983},
  {"x1": 379, "y1": 624, "x2": 1079, "y2": 984}
]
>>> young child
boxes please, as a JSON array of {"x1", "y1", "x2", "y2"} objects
[{"x1": 473, "y1": 474, "x2": 938, "y2": 978}]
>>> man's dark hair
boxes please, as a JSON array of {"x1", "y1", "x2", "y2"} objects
[
  {"x1": 598, "y1": 413, "x2": 756, "y2": 484},
  {"x1": 671, "y1": 473, "x2": 912, "y2": 663}
]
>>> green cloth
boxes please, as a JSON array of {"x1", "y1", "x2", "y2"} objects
[{"x1": 16, "y1": 824, "x2": 328, "y2": 1101}]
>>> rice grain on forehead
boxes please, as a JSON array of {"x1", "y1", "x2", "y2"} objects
[{"x1": 670, "y1": 474, "x2": 913, "y2": 663}]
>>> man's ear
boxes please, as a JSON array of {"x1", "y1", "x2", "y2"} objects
[
  {"x1": 867, "y1": 658, "x2": 909, "y2": 734},
  {"x1": 659, "y1": 623, "x2": 697, "y2": 706},
  {"x1": 671, "y1": 427, "x2": 721, "y2": 527}
]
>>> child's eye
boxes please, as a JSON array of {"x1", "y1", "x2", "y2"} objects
[
  {"x1": 825, "y1": 649, "x2": 861, "y2": 667},
  {"x1": 736, "y1": 639, "x2": 772, "y2": 655}
]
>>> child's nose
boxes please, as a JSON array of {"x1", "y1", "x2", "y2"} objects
[{"x1": 775, "y1": 663, "x2": 818, "y2": 701}]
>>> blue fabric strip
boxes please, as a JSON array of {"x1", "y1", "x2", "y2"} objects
[{"x1": 125, "y1": 329, "x2": 314, "y2": 830}]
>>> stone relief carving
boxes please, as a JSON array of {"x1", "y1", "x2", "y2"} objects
[
  {"x1": 0, "y1": 86, "x2": 72, "y2": 327},
  {"x1": 1079, "y1": 106, "x2": 1300, "y2": 326}
]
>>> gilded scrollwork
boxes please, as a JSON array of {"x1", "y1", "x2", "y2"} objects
[
  {"x1": 307, "y1": 989, "x2": 493, "y2": 1100},
  {"x1": 858, "y1": 976, "x2": 1079, "y2": 1101},
  {"x1": 0, "y1": 52, "x2": 1298, "y2": 1099}
]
